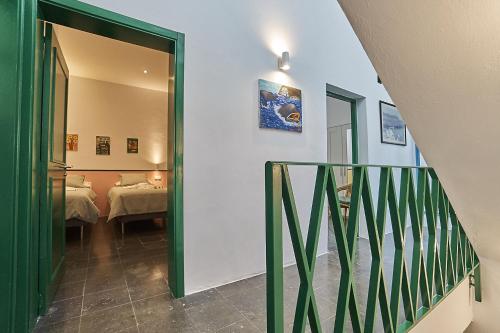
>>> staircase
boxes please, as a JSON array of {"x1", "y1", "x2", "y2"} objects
[
  {"x1": 334, "y1": 2, "x2": 500, "y2": 330},
  {"x1": 265, "y1": 162, "x2": 480, "y2": 332}
]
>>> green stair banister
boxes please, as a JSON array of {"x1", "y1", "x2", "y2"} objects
[{"x1": 265, "y1": 162, "x2": 481, "y2": 333}]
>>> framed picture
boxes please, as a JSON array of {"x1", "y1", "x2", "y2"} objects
[
  {"x1": 127, "y1": 138, "x2": 139, "y2": 153},
  {"x1": 96, "y1": 136, "x2": 110, "y2": 155},
  {"x1": 66, "y1": 134, "x2": 78, "y2": 151},
  {"x1": 259, "y1": 79, "x2": 302, "y2": 132},
  {"x1": 379, "y1": 101, "x2": 407, "y2": 146}
]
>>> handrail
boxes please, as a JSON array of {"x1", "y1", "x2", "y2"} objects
[
  {"x1": 268, "y1": 161, "x2": 432, "y2": 169},
  {"x1": 265, "y1": 162, "x2": 481, "y2": 333}
]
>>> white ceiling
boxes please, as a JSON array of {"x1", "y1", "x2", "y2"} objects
[{"x1": 54, "y1": 24, "x2": 169, "y2": 92}]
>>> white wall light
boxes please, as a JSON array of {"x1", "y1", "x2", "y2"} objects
[{"x1": 278, "y1": 51, "x2": 290, "y2": 71}]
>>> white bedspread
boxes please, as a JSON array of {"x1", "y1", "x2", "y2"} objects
[
  {"x1": 66, "y1": 187, "x2": 100, "y2": 224},
  {"x1": 107, "y1": 183, "x2": 167, "y2": 222}
]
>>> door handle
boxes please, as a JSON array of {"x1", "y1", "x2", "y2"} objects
[{"x1": 55, "y1": 165, "x2": 71, "y2": 172}]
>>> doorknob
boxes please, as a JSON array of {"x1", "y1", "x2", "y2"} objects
[{"x1": 56, "y1": 165, "x2": 72, "y2": 171}]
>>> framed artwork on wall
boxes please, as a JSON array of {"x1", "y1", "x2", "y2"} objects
[
  {"x1": 66, "y1": 134, "x2": 78, "y2": 151},
  {"x1": 96, "y1": 136, "x2": 111, "y2": 155},
  {"x1": 259, "y1": 79, "x2": 302, "y2": 132},
  {"x1": 127, "y1": 138, "x2": 139, "y2": 153},
  {"x1": 379, "y1": 101, "x2": 407, "y2": 146}
]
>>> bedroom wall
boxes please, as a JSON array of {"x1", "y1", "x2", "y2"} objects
[
  {"x1": 80, "y1": 0, "x2": 420, "y2": 294},
  {"x1": 66, "y1": 76, "x2": 168, "y2": 170}
]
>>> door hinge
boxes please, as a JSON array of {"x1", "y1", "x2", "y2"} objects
[{"x1": 37, "y1": 293, "x2": 44, "y2": 313}]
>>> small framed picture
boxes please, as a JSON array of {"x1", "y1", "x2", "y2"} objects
[
  {"x1": 96, "y1": 136, "x2": 110, "y2": 155},
  {"x1": 66, "y1": 134, "x2": 78, "y2": 151},
  {"x1": 127, "y1": 138, "x2": 138, "y2": 153},
  {"x1": 259, "y1": 79, "x2": 302, "y2": 133},
  {"x1": 379, "y1": 101, "x2": 407, "y2": 146}
]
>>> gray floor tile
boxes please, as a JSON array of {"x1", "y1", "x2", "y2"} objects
[
  {"x1": 38, "y1": 218, "x2": 405, "y2": 333},
  {"x1": 142, "y1": 240, "x2": 167, "y2": 250},
  {"x1": 216, "y1": 318, "x2": 261, "y2": 333},
  {"x1": 86, "y1": 262, "x2": 124, "y2": 280},
  {"x1": 118, "y1": 326, "x2": 140, "y2": 333},
  {"x1": 34, "y1": 317, "x2": 80, "y2": 333},
  {"x1": 61, "y1": 267, "x2": 87, "y2": 284},
  {"x1": 180, "y1": 288, "x2": 224, "y2": 309},
  {"x1": 88, "y1": 254, "x2": 122, "y2": 267},
  {"x1": 79, "y1": 303, "x2": 136, "y2": 333},
  {"x1": 133, "y1": 293, "x2": 193, "y2": 329},
  {"x1": 82, "y1": 287, "x2": 131, "y2": 315},
  {"x1": 139, "y1": 234, "x2": 164, "y2": 243},
  {"x1": 85, "y1": 275, "x2": 128, "y2": 294},
  {"x1": 128, "y1": 276, "x2": 169, "y2": 301},
  {"x1": 187, "y1": 299, "x2": 246, "y2": 332},
  {"x1": 65, "y1": 257, "x2": 90, "y2": 270},
  {"x1": 138, "y1": 319, "x2": 197, "y2": 333},
  {"x1": 124, "y1": 260, "x2": 165, "y2": 286},
  {"x1": 215, "y1": 279, "x2": 258, "y2": 298},
  {"x1": 225, "y1": 286, "x2": 266, "y2": 319},
  {"x1": 54, "y1": 280, "x2": 85, "y2": 302},
  {"x1": 39, "y1": 296, "x2": 83, "y2": 325}
]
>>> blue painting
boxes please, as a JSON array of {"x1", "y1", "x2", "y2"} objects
[
  {"x1": 259, "y1": 79, "x2": 302, "y2": 132},
  {"x1": 379, "y1": 101, "x2": 407, "y2": 146}
]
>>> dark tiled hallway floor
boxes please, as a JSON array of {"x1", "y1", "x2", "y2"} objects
[{"x1": 36, "y1": 219, "x2": 422, "y2": 332}]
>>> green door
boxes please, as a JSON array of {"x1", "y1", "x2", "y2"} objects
[{"x1": 39, "y1": 22, "x2": 69, "y2": 312}]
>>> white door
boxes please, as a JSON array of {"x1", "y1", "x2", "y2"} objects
[{"x1": 327, "y1": 124, "x2": 351, "y2": 185}]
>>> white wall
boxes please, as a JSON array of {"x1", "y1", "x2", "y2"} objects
[
  {"x1": 67, "y1": 76, "x2": 168, "y2": 170},
  {"x1": 79, "y1": 0, "x2": 417, "y2": 294},
  {"x1": 409, "y1": 279, "x2": 473, "y2": 333}
]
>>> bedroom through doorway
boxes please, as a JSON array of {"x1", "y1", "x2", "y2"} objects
[{"x1": 34, "y1": 14, "x2": 180, "y2": 327}]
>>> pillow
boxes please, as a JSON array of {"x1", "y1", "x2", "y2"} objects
[
  {"x1": 120, "y1": 173, "x2": 148, "y2": 186},
  {"x1": 82, "y1": 181, "x2": 92, "y2": 188},
  {"x1": 66, "y1": 175, "x2": 85, "y2": 187}
]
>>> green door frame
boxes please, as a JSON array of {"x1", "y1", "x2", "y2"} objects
[
  {"x1": 326, "y1": 91, "x2": 359, "y2": 164},
  {"x1": 1, "y1": 1, "x2": 184, "y2": 331}
]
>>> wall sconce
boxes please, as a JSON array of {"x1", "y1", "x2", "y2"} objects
[
  {"x1": 154, "y1": 175, "x2": 162, "y2": 181},
  {"x1": 278, "y1": 51, "x2": 290, "y2": 71}
]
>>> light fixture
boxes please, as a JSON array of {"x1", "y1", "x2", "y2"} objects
[
  {"x1": 154, "y1": 175, "x2": 162, "y2": 181},
  {"x1": 278, "y1": 51, "x2": 290, "y2": 71},
  {"x1": 143, "y1": 69, "x2": 148, "y2": 74}
]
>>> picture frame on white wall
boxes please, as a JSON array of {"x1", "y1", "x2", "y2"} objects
[
  {"x1": 96, "y1": 136, "x2": 111, "y2": 155},
  {"x1": 379, "y1": 101, "x2": 407, "y2": 146},
  {"x1": 259, "y1": 79, "x2": 303, "y2": 132},
  {"x1": 127, "y1": 138, "x2": 139, "y2": 153},
  {"x1": 66, "y1": 134, "x2": 78, "y2": 151}
]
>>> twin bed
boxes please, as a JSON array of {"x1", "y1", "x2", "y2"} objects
[{"x1": 65, "y1": 173, "x2": 167, "y2": 238}]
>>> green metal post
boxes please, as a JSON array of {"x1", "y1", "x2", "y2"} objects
[{"x1": 265, "y1": 162, "x2": 284, "y2": 333}]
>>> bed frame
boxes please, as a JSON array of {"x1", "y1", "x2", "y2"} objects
[
  {"x1": 113, "y1": 212, "x2": 166, "y2": 235},
  {"x1": 66, "y1": 218, "x2": 86, "y2": 240}
]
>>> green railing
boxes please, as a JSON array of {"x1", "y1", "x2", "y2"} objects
[{"x1": 265, "y1": 162, "x2": 481, "y2": 333}]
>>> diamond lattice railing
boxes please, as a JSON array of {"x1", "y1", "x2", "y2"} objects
[{"x1": 265, "y1": 162, "x2": 481, "y2": 333}]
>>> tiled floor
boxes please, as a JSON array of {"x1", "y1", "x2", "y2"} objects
[{"x1": 35, "y1": 219, "x2": 423, "y2": 332}]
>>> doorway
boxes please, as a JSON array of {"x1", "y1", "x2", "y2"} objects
[
  {"x1": 326, "y1": 90, "x2": 359, "y2": 250},
  {"x1": 5, "y1": 1, "x2": 184, "y2": 331},
  {"x1": 326, "y1": 92, "x2": 358, "y2": 166}
]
